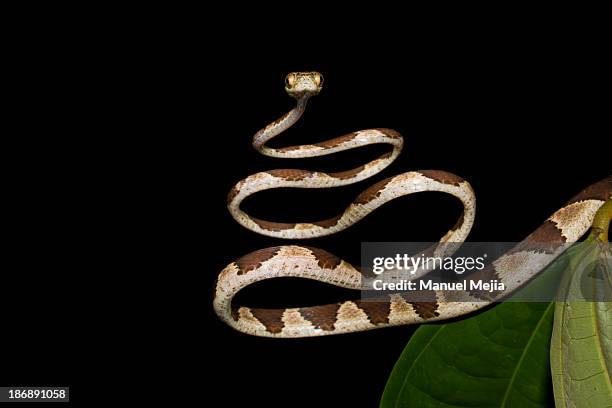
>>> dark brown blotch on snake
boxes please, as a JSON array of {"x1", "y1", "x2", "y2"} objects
[
  {"x1": 330, "y1": 165, "x2": 366, "y2": 180},
  {"x1": 315, "y1": 132, "x2": 358, "y2": 149},
  {"x1": 251, "y1": 218, "x2": 297, "y2": 232},
  {"x1": 408, "y1": 302, "x2": 440, "y2": 319},
  {"x1": 354, "y1": 177, "x2": 394, "y2": 205},
  {"x1": 376, "y1": 128, "x2": 402, "y2": 139},
  {"x1": 419, "y1": 170, "x2": 464, "y2": 186},
  {"x1": 510, "y1": 220, "x2": 567, "y2": 255},
  {"x1": 354, "y1": 299, "x2": 391, "y2": 325},
  {"x1": 266, "y1": 169, "x2": 314, "y2": 181},
  {"x1": 467, "y1": 265, "x2": 502, "y2": 300},
  {"x1": 250, "y1": 308, "x2": 285, "y2": 334},
  {"x1": 236, "y1": 247, "x2": 282, "y2": 275},
  {"x1": 230, "y1": 305, "x2": 240, "y2": 321},
  {"x1": 299, "y1": 304, "x2": 341, "y2": 331},
  {"x1": 451, "y1": 211, "x2": 465, "y2": 232},
  {"x1": 227, "y1": 185, "x2": 240, "y2": 205},
  {"x1": 312, "y1": 216, "x2": 341, "y2": 228},
  {"x1": 277, "y1": 145, "x2": 304, "y2": 152},
  {"x1": 567, "y1": 176, "x2": 611, "y2": 203},
  {"x1": 307, "y1": 247, "x2": 342, "y2": 269}
]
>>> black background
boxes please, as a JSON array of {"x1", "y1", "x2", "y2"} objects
[
  {"x1": 205, "y1": 54, "x2": 609, "y2": 407},
  {"x1": 1, "y1": 28, "x2": 610, "y2": 406}
]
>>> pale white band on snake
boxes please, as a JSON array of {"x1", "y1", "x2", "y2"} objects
[{"x1": 214, "y1": 72, "x2": 612, "y2": 338}]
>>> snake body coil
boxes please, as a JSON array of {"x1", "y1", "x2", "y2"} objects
[{"x1": 214, "y1": 72, "x2": 612, "y2": 338}]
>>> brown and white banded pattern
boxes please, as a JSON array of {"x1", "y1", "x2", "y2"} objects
[{"x1": 214, "y1": 71, "x2": 612, "y2": 337}]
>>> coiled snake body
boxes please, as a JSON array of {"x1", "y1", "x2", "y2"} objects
[{"x1": 214, "y1": 72, "x2": 612, "y2": 338}]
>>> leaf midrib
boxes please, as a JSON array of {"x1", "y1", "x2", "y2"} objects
[
  {"x1": 594, "y1": 252, "x2": 612, "y2": 392},
  {"x1": 500, "y1": 302, "x2": 553, "y2": 408},
  {"x1": 394, "y1": 325, "x2": 446, "y2": 408},
  {"x1": 554, "y1": 245, "x2": 587, "y2": 407},
  {"x1": 592, "y1": 298, "x2": 612, "y2": 395}
]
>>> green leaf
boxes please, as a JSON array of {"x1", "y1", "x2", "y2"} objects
[
  {"x1": 381, "y1": 251, "x2": 571, "y2": 408},
  {"x1": 551, "y1": 241, "x2": 612, "y2": 408}
]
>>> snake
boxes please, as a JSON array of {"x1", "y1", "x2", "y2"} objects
[{"x1": 214, "y1": 71, "x2": 612, "y2": 338}]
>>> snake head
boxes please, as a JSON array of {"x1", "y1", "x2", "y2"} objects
[{"x1": 285, "y1": 72, "x2": 323, "y2": 98}]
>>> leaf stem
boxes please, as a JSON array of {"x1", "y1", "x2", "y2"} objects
[{"x1": 588, "y1": 199, "x2": 612, "y2": 242}]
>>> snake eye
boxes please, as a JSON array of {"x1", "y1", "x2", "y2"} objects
[
  {"x1": 285, "y1": 74, "x2": 296, "y2": 88},
  {"x1": 314, "y1": 73, "x2": 323, "y2": 87}
]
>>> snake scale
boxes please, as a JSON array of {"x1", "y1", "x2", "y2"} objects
[{"x1": 214, "y1": 72, "x2": 612, "y2": 338}]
